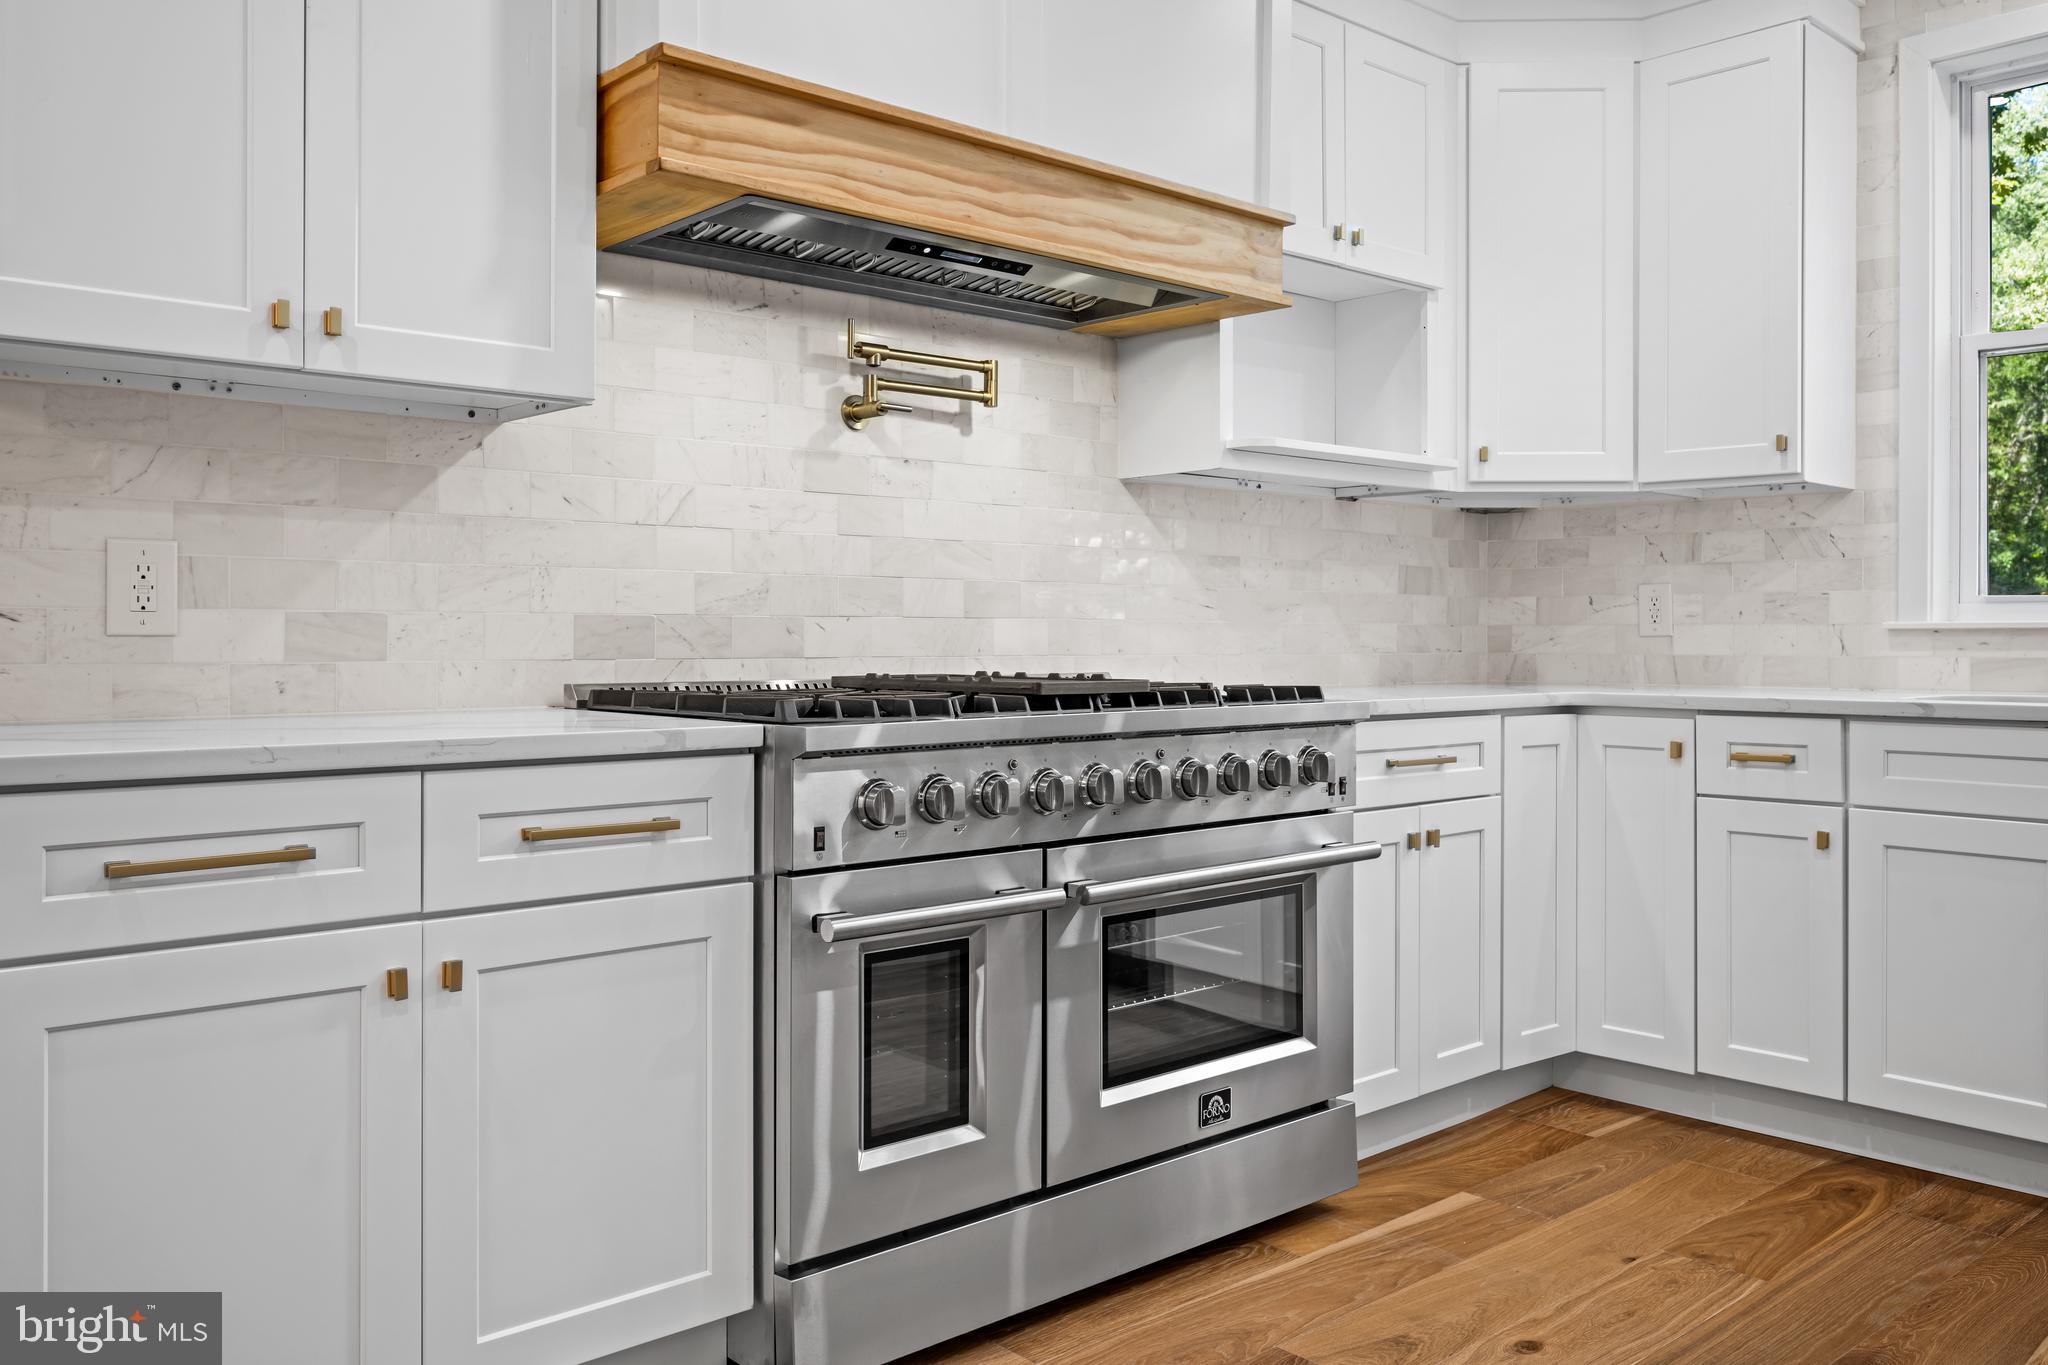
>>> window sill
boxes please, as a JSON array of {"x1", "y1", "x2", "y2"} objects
[{"x1": 1886, "y1": 619, "x2": 2048, "y2": 631}]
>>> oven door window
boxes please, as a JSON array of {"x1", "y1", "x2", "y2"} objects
[
  {"x1": 1102, "y1": 884, "x2": 1305, "y2": 1088},
  {"x1": 862, "y1": 939, "x2": 971, "y2": 1148}
]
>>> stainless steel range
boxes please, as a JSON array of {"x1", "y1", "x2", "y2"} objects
[{"x1": 569, "y1": 673, "x2": 1377, "y2": 1365}]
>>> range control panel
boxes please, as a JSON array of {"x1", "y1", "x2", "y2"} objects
[{"x1": 791, "y1": 724, "x2": 1354, "y2": 867}]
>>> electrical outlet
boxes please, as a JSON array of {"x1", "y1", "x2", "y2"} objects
[
  {"x1": 1638, "y1": 582, "x2": 1673, "y2": 638},
  {"x1": 107, "y1": 538, "x2": 178, "y2": 636}
]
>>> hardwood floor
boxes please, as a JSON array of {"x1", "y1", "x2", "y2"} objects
[{"x1": 902, "y1": 1089, "x2": 2048, "y2": 1365}]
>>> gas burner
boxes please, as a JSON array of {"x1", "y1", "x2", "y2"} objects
[{"x1": 574, "y1": 675, "x2": 1324, "y2": 724}]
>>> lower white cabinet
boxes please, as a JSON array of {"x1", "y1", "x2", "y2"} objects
[
  {"x1": 423, "y1": 885, "x2": 753, "y2": 1365},
  {"x1": 1350, "y1": 797, "x2": 1500, "y2": 1112},
  {"x1": 1577, "y1": 714, "x2": 1696, "y2": 1073},
  {"x1": 1502, "y1": 715, "x2": 1577, "y2": 1067},
  {"x1": 1351, "y1": 805, "x2": 1421, "y2": 1112},
  {"x1": 0, "y1": 925, "x2": 425, "y2": 1365},
  {"x1": 1849, "y1": 808, "x2": 2048, "y2": 1143},
  {"x1": 1696, "y1": 798, "x2": 1845, "y2": 1099}
]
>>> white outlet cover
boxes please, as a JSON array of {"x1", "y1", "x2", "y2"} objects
[
  {"x1": 1638, "y1": 582, "x2": 1673, "y2": 638},
  {"x1": 107, "y1": 538, "x2": 178, "y2": 636}
]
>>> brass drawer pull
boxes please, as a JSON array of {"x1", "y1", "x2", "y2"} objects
[
  {"x1": 1730, "y1": 751, "x2": 1797, "y2": 765},
  {"x1": 519, "y1": 816, "x2": 681, "y2": 843},
  {"x1": 105, "y1": 843, "x2": 314, "y2": 879},
  {"x1": 1387, "y1": 755, "x2": 1458, "y2": 769}
]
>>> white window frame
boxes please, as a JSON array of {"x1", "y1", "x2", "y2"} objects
[{"x1": 1901, "y1": 10, "x2": 2048, "y2": 625}]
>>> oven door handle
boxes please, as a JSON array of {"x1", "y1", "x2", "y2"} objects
[
  {"x1": 1067, "y1": 840, "x2": 1383, "y2": 907},
  {"x1": 812, "y1": 886, "x2": 1071, "y2": 944}
]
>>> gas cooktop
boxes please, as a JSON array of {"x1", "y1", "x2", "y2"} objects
[{"x1": 572, "y1": 672, "x2": 1326, "y2": 724}]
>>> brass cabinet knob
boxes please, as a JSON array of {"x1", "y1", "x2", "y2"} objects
[
  {"x1": 1478, "y1": 445, "x2": 1490, "y2": 464},
  {"x1": 385, "y1": 967, "x2": 409, "y2": 1001},
  {"x1": 322, "y1": 306, "x2": 344, "y2": 337},
  {"x1": 440, "y1": 959, "x2": 464, "y2": 992},
  {"x1": 1350, "y1": 227, "x2": 1363, "y2": 246},
  {"x1": 1332, "y1": 223, "x2": 1344, "y2": 241},
  {"x1": 269, "y1": 299, "x2": 292, "y2": 330},
  {"x1": 1425, "y1": 828, "x2": 1442, "y2": 848},
  {"x1": 1775, "y1": 433, "x2": 1790, "y2": 452}
]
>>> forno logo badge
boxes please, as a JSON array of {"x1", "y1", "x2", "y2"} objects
[{"x1": 1197, "y1": 1087, "x2": 1232, "y2": 1128}]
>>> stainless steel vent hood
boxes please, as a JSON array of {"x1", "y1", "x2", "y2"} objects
[
  {"x1": 609, "y1": 197, "x2": 1219, "y2": 331},
  {"x1": 595, "y1": 45, "x2": 1289, "y2": 338}
]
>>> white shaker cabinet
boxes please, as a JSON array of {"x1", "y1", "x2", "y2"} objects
[
  {"x1": 1637, "y1": 22, "x2": 1855, "y2": 490},
  {"x1": 1577, "y1": 715, "x2": 1696, "y2": 1073},
  {"x1": 1848, "y1": 808, "x2": 2048, "y2": 1143},
  {"x1": 1348, "y1": 797, "x2": 1501, "y2": 1111},
  {"x1": 0, "y1": 1, "x2": 305, "y2": 368},
  {"x1": 1468, "y1": 65, "x2": 1634, "y2": 486},
  {"x1": 305, "y1": 0, "x2": 594, "y2": 401},
  {"x1": 1351, "y1": 805, "x2": 1422, "y2": 1113},
  {"x1": 1502, "y1": 715, "x2": 1577, "y2": 1068},
  {"x1": 0, "y1": 926, "x2": 424, "y2": 1365},
  {"x1": 1417, "y1": 796, "x2": 1503, "y2": 1093},
  {"x1": 422, "y1": 884, "x2": 753, "y2": 1365},
  {"x1": 1279, "y1": 3, "x2": 1455, "y2": 288},
  {"x1": 1696, "y1": 797, "x2": 1845, "y2": 1100}
]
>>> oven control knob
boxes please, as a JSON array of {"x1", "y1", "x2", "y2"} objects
[
  {"x1": 1174, "y1": 758, "x2": 1216, "y2": 800},
  {"x1": 916, "y1": 774, "x2": 966, "y2": 824},
  {"x1": 1257, "y1": 750, "x2": 1295, "y2": 790},
  {"x1": 1217, "y1": 752, "x2": 1253, "y2": 795},
  {"x1": 1029, "y1": 768, "x2": 1077, "y2": 814},
  {"x1": 1129, "y1": 759, "x2": 1166, "y2": 803},
  {"x1": 972, "y1": 771, "x2": 1020, "y2": 818},
  {"x1": 1081, "y1": 762, "x2": 1125, "y2": 808},
  {"x1": 1297, "y1": 745, "x2": 1336, "y2": 786},
  {"x1": 855, "y1": 779, "x2": 907, "y2": 830}
]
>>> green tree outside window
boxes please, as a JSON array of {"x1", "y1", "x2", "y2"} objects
[{"x1": 1985, "y1": 83, "x2": 2048, "y2": 594}]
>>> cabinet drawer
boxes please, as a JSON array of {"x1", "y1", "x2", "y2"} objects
[
  {"x1": 1850, "y1": 722, "x2": 2048, "y2": 819},
  {"x1": 0, "y1": 773, "x2": 421, "y2": 959},
  {"x1": 423, "y1": 756, "x2": 753, "y2": 911},
  {"x1": 1352, "y1": 716, "x2": 1502, "y2": 808},
  {"x1": 1696, "y1": 715, "x2": 1844, "y2": 803}
]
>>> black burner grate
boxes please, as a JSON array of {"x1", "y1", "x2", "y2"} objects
[{"x1": 579, "y1": 675, "x2": 1322, "y2": 724}]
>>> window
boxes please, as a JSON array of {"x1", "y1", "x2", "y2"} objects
[{"x1": 1900, "y1": 11, "x2": 2048, "y2": 625}]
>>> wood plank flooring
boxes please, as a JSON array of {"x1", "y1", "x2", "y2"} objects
[{"x1": 903, "y1": 1089, "x2": 2048, "y2": 1365}]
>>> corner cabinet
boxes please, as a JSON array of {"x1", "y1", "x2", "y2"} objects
[
  {"x1": 1636, "y1": 22, "x2": 1854, "y2": 491},
  {"x1": 0, "y1": 0, "x2": 594, "y2": 417},
  {"x1": 1577, "y1": 715, "x2": 1696, "y2": 1073},
  {"x1": 1467, "y1": 65, "x2": 1634, "y2": 488}
]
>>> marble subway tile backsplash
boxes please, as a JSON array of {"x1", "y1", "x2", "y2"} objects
[{"x1": 0, "y1": 258, "x2": 1485, "y2": 721}]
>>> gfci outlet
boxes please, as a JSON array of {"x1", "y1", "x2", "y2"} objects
[
  {"x1": 1638, "y1": 582, "x2": 1673, "y2": 638},
  {"x1": 107, "y1": 538, "x2": 178, "y2": 636}
]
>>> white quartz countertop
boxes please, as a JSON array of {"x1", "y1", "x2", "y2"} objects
[
  {"x1": 1327, "y1": 684, "x2": 2048, "y2": 723},
  {"x1": 0, "y1": 708, "x2": 764, "y2": 788}
]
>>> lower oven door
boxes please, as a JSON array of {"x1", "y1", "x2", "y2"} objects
[
  {"x1": 1045, "y1": 812, "x2": 1371, "y2": 1186},
  {"x1": 781, "y1": 849, "x2": 1051, "y2": 1265}
]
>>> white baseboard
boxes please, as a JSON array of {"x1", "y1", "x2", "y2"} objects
[
  {"x1": 1555, "y1": 1056, "x2": 2048, "y2": 1197},
  {"x1": 587, "y1": 1321, "x2": 726, "y2": 1365},
  {"x1": 1354, "y1": 1061, "x2": 1557, "y2": 1160}
]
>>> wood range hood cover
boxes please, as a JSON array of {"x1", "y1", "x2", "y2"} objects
[{"x1": 596, "y1": 44, "x2": 1290, "y2": 336}]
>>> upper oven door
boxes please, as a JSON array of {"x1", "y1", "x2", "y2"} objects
[
  {"x1": 779, "y1": 850, "x2": 1051, "y2": 1266},
  {"x1": 1044, "y1": 812, "x2": 1369, "y2": 1186}
]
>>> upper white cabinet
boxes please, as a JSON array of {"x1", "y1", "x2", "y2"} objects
[
  {"x1": 0, "y1": 1, "x2": 305, "y2": 369},
  {"x1": 1578, "y1": 714, "x2": 1697, "y2": 1074},
  {"x1": 1637, "y1": 22, "x2": 1854, "y2": 490},
  {"x1": 305, "y1": 0, "x2": 595, "y2": 402},
  {"x1": 1468, "y1": 65, "x2": 1635, "y2": 486},
  {"x1": 1281, "y1": 4, "x2": 1456, "y2": 288},
  {"x1": 0, "y1": 0, "x2": 594, "y2": 416}
]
